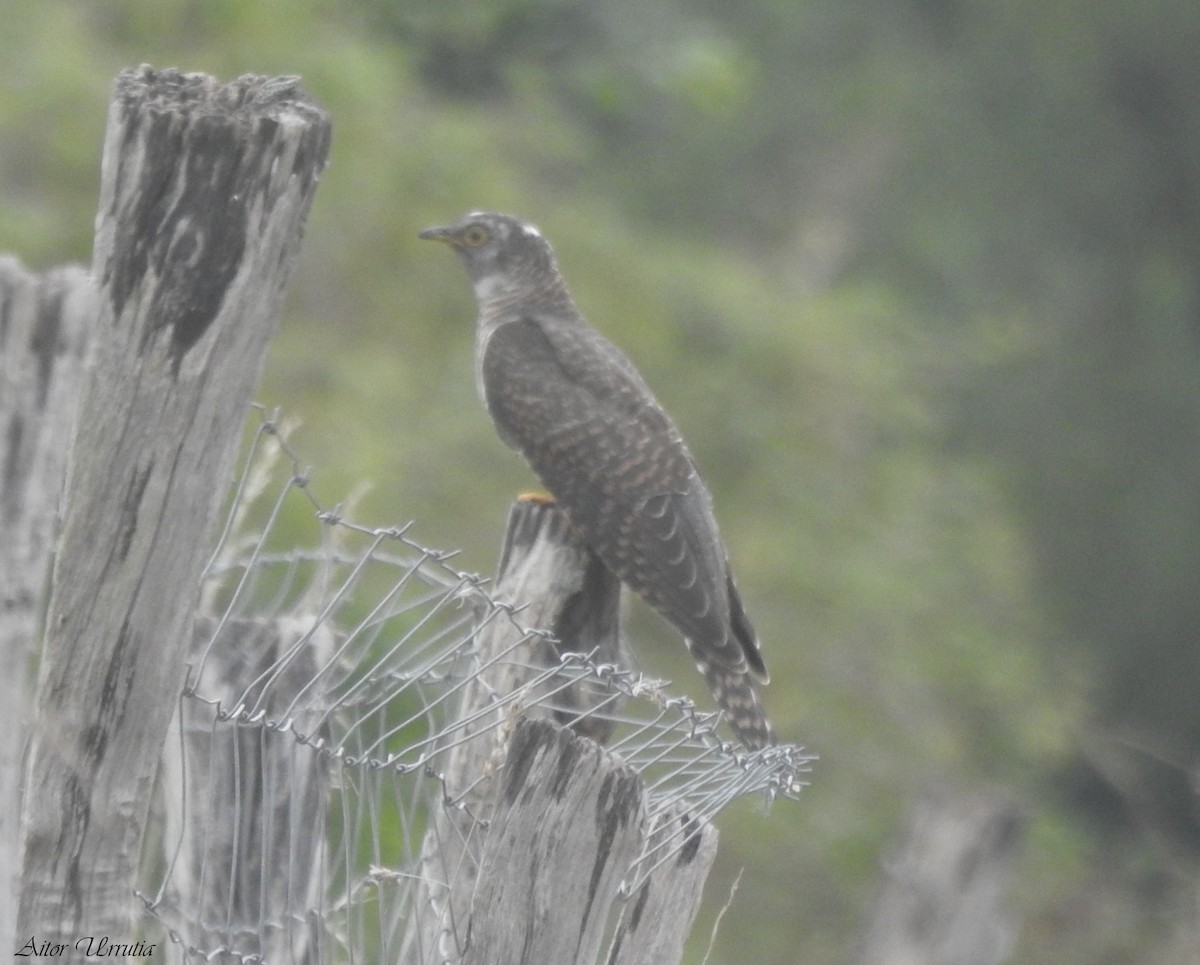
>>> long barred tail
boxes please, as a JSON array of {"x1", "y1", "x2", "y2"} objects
[{"x1": 690, "y1": 647, "x2": 777, "y2": 750}]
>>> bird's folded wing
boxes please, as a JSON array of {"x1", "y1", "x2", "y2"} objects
[{"x1": 481, "y1": 315, "x2": 750, "y2": 672}]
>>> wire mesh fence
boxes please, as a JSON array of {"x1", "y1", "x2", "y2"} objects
[{"x1": 138, "y1": 405, "x2": 811, "y2": 963}]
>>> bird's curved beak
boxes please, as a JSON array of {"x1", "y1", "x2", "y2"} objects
[{"x1": 418, "y1": 225, "x2": 456, "y2": 244}]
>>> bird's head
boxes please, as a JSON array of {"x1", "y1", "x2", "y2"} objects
[{"x1": 420, "y1": 211, "x2": 563, "y2": 308}]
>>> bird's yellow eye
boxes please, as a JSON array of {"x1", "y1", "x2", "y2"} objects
[{"x1": 462, "y1": 224, "x2": 489, "y2": 247}]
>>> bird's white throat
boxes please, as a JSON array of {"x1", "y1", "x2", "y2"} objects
[
  {"x1": 471, "y1": 271, "x2": 510, "y2": 305},
  {"x1": 471, "y1": 272, "x2": 532, "y2": 319}
]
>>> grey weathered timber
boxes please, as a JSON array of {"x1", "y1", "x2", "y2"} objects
[
  {"x1": 17, "y1": 66, "x2": 329, "y2": 944},
  {"x1": 484, "y1": 496, "x2": 628, "y2": 746},
  {"x1": 404, "y1": 497, "x2": 628, "y2": 963},
  {"x1": 406, "y1": 497, "x2": 718, "y2": 965},
  {"x1": 857, "y1": 789, "x2": 1025, "y2": 965},
  {"x1": 606, "y1": 807, "x2": 719, "y2": 965},
  {"x1": 0, "y1": 259, "x2": 94, "y2": 956},
  {"x1": 158, "y1": 616, "x2": 333, "y2": 964},
  {"x1": 463, "y1": 718, "x2": 646, "y2": 965}
]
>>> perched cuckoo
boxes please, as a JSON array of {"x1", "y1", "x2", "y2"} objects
[{"x1": 421, "y1": 211, "x2": 775, "y2": 749}]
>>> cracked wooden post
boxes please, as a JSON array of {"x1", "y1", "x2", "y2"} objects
[
  {"x1": 403, "y1": 497, "x2": 625, "y2": 962},
  {"x1": 0, "y1": 260, "x2": 94, "y2": 955},
  {"x1": 16, "y1": 66, "x2": 330, "y2": 944},
  {"x1": 462, "y1": 718, "x2": 646, "y2": 965},
  {"x1": 606, "y1": 805, "x2": 719, "y2": 965},
  {"x1": 404, "y1": 497, "x2": 717, "y2": 965}
]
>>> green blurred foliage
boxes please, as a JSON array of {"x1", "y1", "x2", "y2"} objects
[{"x1": 3, "y1": 0, "x2": 1197, "y2": 961}]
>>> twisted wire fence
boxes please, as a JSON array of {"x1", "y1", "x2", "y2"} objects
[{"x1": 138, "y1": 405, "x2": 810, "y2": 962}]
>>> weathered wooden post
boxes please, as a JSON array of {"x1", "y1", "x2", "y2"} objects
[
  {"x1": 0, "y1": 260, "x2": 94, "y2": 955},
  {"x1": 16, "y1": 66, "x2": 330, "y2": 945},
  {"x1": 857, "y1": 789, "x2": 1025, "y2": 965},
  {"x1": 4, "y1": 65, "x2": 801, "y2": 965},
  {"x1": 404, "y1": 497, "x2": 717, "y2": 965},
  {"x1": 157, "y1": 615, "x2": 334, "y2": 964}
]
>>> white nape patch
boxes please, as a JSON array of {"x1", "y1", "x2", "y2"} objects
[{"x1": 521, "y1": 222, "x2": 542, "y2": 239}]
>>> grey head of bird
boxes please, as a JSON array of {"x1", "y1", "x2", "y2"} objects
[{"x1": 419, "y1": 211, "x2": 569, "y2": 311}]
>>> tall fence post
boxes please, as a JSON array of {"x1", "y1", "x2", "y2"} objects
[
  {"x1": 16, "y1": 66, "x2": 329, "y2": 944},
  {"x1": 0, "y1": 260, "x2": 94, "y2": 955}
]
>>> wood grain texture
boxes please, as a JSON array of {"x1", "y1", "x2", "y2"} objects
[
  {"x1": 157, "y1": 617, "x2": 333, "y2": 964},
  {"x1": 464, "y1": 719, "x2": 646, "y2": 965},
  {"x1": 403, "y1": 498, "x2": 626, "y2": 963},
  {"x1": 0, "y1": 259, "x2": 94, "y2": 955},
  {"x1": 405, "y1": 498, "x2": 714, "y2": 965},
  {"x1": 606, "y1": 807, "x2": 719, "y2": 965},
  {"x1": 16, "y1": 66, "x2": 329, "y2": 943}
]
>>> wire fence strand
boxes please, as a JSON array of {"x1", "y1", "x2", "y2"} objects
[{"x1": 139, "y1": 404, "x2": 812, "y2": 962}]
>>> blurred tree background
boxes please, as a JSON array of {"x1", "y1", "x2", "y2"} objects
[{"x1": 3, "y1": 1, "x2": 1197, "y2": 961}]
